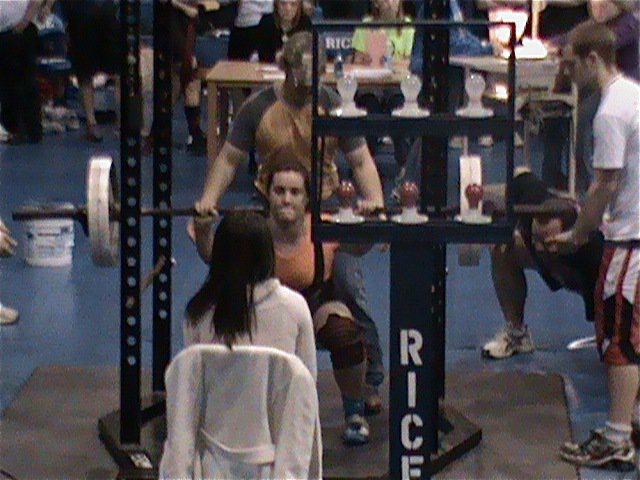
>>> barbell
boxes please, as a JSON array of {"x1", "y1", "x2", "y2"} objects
[{"x1": 12, "y1": 157, "x2": 578, "y2": 268}]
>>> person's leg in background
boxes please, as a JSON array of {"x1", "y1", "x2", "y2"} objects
[
  {"x1": 382, "y1": 88, "x2": 411, "y2": 175},
  {"x1": 541, "y1": 114, "x2": 570, "y2": 191},
  {"x1": 355, "y1": 91, "x2": 383, "y2": 160},
  {"x1": 0, "y1": 26, "x2": 42, "y2": 143},
  {"x1": 184, "y1": 71, "x2": 207, "y2": 155},
  {"x1": 482, "y1": 241, "x2": 536, "y2": 359},
  {"x1": 332, "y1": 251, "x2": 385, "y2": 413},
  {"x1": 175, "y1": 10, "x2": 206, "y2": 155},
  {"x1": 448, "y1": 65, "x2": 467, "y2": 148},
  {"x1": 0, "y1": 31, "x2": 21, "y2": 137},
  {"x1": 79, "y1": 75, "x2": 102, "y2": 142},
  {"x1": 19, "y1": 23, "x2": 42, "y2": 143}
]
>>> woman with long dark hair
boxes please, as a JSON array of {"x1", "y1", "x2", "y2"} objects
[
  {"x1": 256, "y1": 0, "x2": 313, "y2": 63},
  {"x1": 185, "y1": 210, "x2": 317, "y2": 379}
]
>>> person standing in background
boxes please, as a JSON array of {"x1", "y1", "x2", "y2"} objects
[
  {"x1": 0, "y1": 0, "x2": 50, "y2": 145},
  {"x1": 59, "y1": 0, "x2": 121, "y2": 143},
  {"x1": 546, "y1": 22, "x2": 640, "y2": 471}
]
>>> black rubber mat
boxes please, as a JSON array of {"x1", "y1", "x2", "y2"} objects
[{"x1": 0, "y1": 367, "x2": 577, "y2": 479}]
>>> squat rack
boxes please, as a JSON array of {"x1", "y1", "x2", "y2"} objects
[
  {"x1": 311, "y1": 3, "x2": 517, "y2": 478},
  {"x1": 98, "y1": 1, "x2": 517, "y2": 478},
  {"x1": 98, "y1": 0, "x2": 174, "y2": 476}
]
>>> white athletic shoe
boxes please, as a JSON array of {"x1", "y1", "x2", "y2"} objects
[
  {"x1": 482, "y1": 324, "x2": 534, "y2": 359},
  {"x1": 0, "y1": 304, "x2": 19, "y2": 325},
  {"x1": 0, "y1": 123, "x2": 9, "y2": 143},
  {"x1": 342, "y1": 414, "x2": 370, "y2": 446},
  {"x1": 632, "y1": 400, "x2": 640, "y2": 447},
  {"x1": 449, "y1": 136, "x2": 464, "y2": 149},
  {"x1": 478, "y1": 135, "x2": 493, "y2": 147}
]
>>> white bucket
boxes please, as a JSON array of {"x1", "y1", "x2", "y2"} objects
[{"x1": 23, "y1": 205, "x2": 75, "y2": 267}]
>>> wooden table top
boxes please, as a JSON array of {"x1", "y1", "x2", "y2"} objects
[{"x1": 205, "y1": 60, "x2": 410, "y2": 87}]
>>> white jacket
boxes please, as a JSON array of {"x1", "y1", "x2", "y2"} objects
[
  {"x1": 183, "y1": 279, "x2": 317, "y2": 383},
  {"x1": 159, "y1": 344, "x2": 322, "y2": 480}
]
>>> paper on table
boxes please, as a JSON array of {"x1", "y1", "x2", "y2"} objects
[
  {"x1": 259, "y1": 65, "x2": 281, "y2": 72},
  {"x1": 344, "y1": 64, "x2": 393, "y2": 79},
  {"x1": 262, "y1": 72, "x2": 286, "y2": 80}
]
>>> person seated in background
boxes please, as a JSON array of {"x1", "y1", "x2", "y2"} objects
[
  {"x1": 481, "y1": 169, "x2": 603, "y2": 359},
  {"x1": 192, "y1": 159, "x2": 375, "y2": 445},
  {"x1": 195, "y1": 31, "x2": 387, "y2": 409},
  {"x1": 351, "y1": 0, "x2": 415, "y2": 175},
  {"x1": 184, "y1": 209, "x2": 317, "y2": 379},
  {"x1": 0, "y1": 219, "x2": 19, "y2": 325},
  {"x1": 256, "y1": 0, "x2": 313, "y2": 63}
]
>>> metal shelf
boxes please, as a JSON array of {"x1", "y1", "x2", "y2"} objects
[
  {"x1": 313, "y1": 219, "x2": 514, "y2": 244},
  {"x1": 314, "y1": 114, "x2": 512, "y2": 138}
]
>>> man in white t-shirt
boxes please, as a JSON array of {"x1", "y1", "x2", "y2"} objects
[{"x1": 546, "y1": 21, "x2": 640, "y2": 470}]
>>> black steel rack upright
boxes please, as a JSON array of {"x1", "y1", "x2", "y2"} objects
[
  {"x1": 98, "y1": 1, "x2": 174, "y2": 477},
  {"x1": 311, "y1": 11, "x2": 517, "y2": 479}
]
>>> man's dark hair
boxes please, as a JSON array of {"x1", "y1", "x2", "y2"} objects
[
  {"x1": 265, "y1": 157, "x2": 311, "y2": 199},
  {"x1": 535, "y1": 197, "x2": 579, "y2": 231},
  {"x1": 570, "y1": 21, "x2": 617, "y2": 66},
  {"x1": 186, "y1": 210, "x2": 275, "y2": 347}
]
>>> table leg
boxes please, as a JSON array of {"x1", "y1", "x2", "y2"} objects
[
  {"x1": 568, "y1": 87, "x2": 578, "y2": 197},
  {"x1": 523, "y1": 120, "x2": 532, "y2": 168},
  {"x1": 219, "y1": 89, "x2": 229, "y2": 148},
  {"x1": 207, "y1": 81, "x2": 219, "y2": 161}
]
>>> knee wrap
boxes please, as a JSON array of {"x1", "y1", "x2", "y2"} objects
[{"x1": 316, "y1": 314, "x2": 365, "y2": 369}]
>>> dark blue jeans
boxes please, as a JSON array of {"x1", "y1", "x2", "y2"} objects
[{"x1": 332, "y1": 252, "x2": 384, "y2": 387}]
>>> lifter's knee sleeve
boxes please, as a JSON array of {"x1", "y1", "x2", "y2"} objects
[{"x1": 316, "y1": 314, "x2": 365, "y2": 369}]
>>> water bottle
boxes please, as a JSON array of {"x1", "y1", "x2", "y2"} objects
[
  {"x1": 334, "y1": 50, "x2": 344, "y2": 79},
  {"x1": 384, "y1": 39, "x2": 394, "y2": 71}
]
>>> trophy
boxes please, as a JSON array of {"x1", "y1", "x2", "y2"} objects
[
  {"x1": 456, "y1": 73, "x2": 493, "y2": 118},
  {"x1": 392, "y1": 74, "x2": 430, "y2": 117},
  {"x1": 391, "y1": 181, "x2": 429, "y2": 224},
  {"x1": 332, "y1": 75, "x2": 366, "y2": 117},
  {"x1": 332, "y1": 180, "x2": 364, "y2": 224},
  {"x1": 458, "y1": 183, "x2": 491, "y2": 224}
]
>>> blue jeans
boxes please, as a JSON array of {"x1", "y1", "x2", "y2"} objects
[{"x1": 332, "y1": 252, "x2": 384, "y2": 387}]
